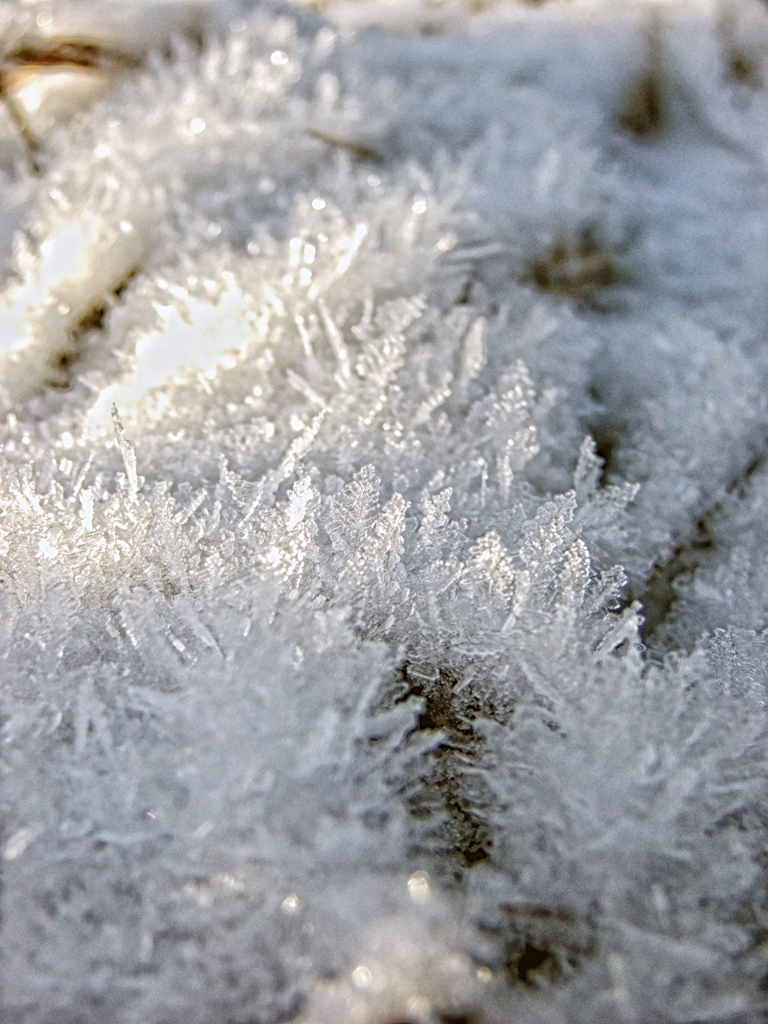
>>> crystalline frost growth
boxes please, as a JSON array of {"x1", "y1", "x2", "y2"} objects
[{"x1": 1, "y1": 1, "x2": 768, "y2": 1023}]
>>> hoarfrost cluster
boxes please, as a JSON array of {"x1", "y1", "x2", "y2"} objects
[{"x1": 1, "y1": 0, "x2": 767, "y2": 1021}]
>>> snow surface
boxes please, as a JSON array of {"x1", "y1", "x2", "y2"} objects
[{"x1": 1, "y1": 0, "x2": 768, "y2": 1021}]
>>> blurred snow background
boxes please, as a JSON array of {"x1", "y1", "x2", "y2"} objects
[{"x1": 1, "y1": 0, "x2": 768, "y2": 1021}]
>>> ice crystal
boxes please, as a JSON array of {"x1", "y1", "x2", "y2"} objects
[{"x1": 1, "y1": 1, "x2": 768, "y2": 1022}]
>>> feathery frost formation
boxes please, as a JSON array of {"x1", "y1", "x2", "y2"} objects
[{"x1": 1, "y1": 1, "x2": 768, "y2": 1021}]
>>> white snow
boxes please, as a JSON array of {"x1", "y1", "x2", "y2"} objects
[{"x1": 1, "y1": 1, "x2": 767, "y2": 1022}]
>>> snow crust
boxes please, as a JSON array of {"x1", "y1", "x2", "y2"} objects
[{"x1": 1, "y1": 1, "x2": 768, "y2": 1021}]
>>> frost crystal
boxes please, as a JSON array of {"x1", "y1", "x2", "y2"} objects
[{"x1": 1, "y1": 1, "x2": 768, "y2": 1022}]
